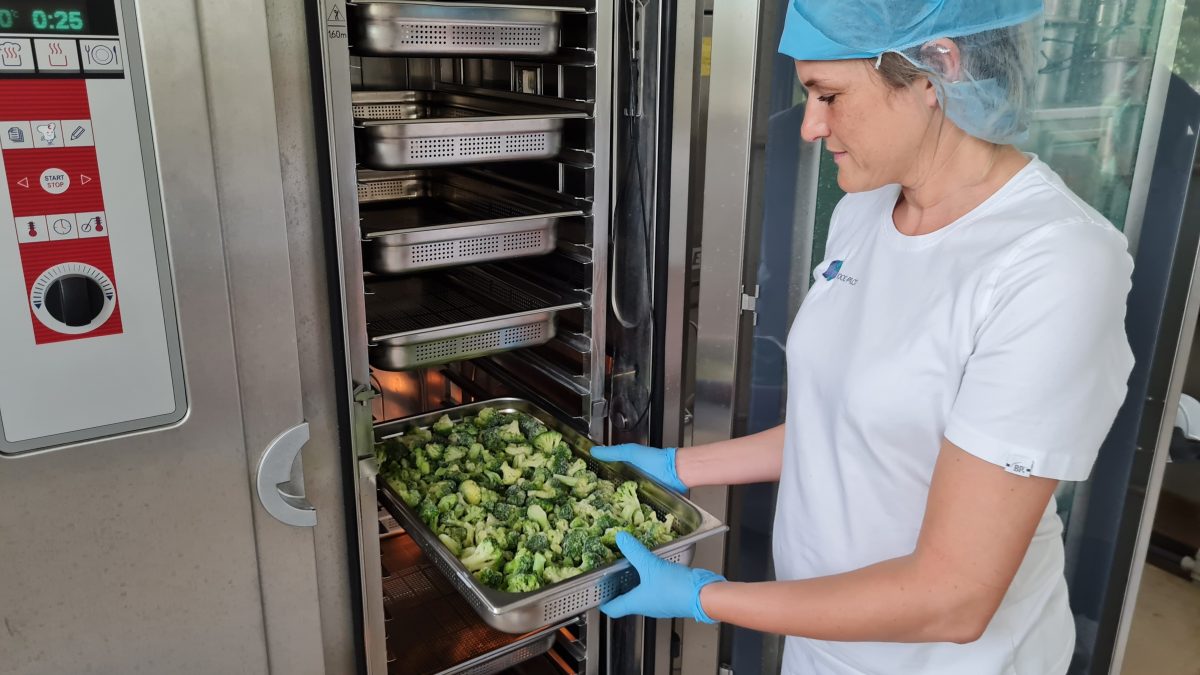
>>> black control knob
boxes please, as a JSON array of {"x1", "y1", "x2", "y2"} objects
[{"x1": 44, "y1": 275, "x2": 107, "y2": 327}]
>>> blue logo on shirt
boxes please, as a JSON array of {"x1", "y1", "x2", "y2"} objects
[{"x1": 823, "y1": 260, "x2": 844, "y2": 281}]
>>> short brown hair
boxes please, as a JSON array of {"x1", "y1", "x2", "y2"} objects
[{"x1": 873, "y1": 52, "x2": 926, "y2": 89}]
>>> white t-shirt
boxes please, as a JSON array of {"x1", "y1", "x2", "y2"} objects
[{"x1": 773, "y1": 158, "x2": 1134, "y2": 675}]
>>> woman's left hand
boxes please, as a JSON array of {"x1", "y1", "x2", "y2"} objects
[{"x1": 599, "y1": 531, "x2": 726, "y2": 623}]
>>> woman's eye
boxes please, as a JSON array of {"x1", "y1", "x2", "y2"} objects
[{"x1": 817, "y1": 94, "x2": 838, "y2": 105}]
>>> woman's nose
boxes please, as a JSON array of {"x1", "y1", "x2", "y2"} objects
[{"x1": 801, "y1": 105, "x2": 829, "y2": 143}]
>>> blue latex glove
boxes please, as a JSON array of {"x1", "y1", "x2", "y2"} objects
[
  {"x1": 589, "y1": 444, "x2": 687, "y2": 492},
  {"x1": 600, "y1": 531, "x2": 725, "y2": 622}
]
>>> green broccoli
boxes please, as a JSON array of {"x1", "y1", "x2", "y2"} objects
[
  {"x1": 519, "y1": 415, "x2": 549, "y2": 440},
  {"x1": 459, "y1": 479, "x2": 482, "y2": 506},
  {"x1": 437, "y1": 533, "x2": 462, "y2": 556},
  {"x1": 385, "y1": 477, "x2": 421, "y2": 508},
  {"x1": 503, "y1": 548, "x2": 535, "y2": 576},
  {"x1": 504, "y1": 484, "x2": 527, "y2": 507},
  {"x1": 614, "y1": 481, "x2": 641, "y2": 522},
  {"x1": 532, "y1": 552, "x2": 547, "y2": 576},
  {"x1": 554, "y1": 502, "x2": 574, "y2": 524},
  {"x1": 444, "y1": 446, "x2": 466, "y2": 463},
  {"x1": 543, "y1": 566, "x2": 584, "y2": 584},
  {"x1": 532, "y1": 430, "x2": 563, "y2": 454},
  {"x1": 499, "y1": 462, "x2": 522, "y2": 486},
  {"x1": 460, "y1": 539, "x2": 502, "y2": 573},
  {"x1": 504, "y1": 573, "x2": 540, "y2": 593},
  {"x1": 480, "y1": 427, "x2": 507, "y2": 452},
  {"x1": 474, "y1": 567, "x2": 504, "y2": 589},
  {"x1": 431, "y1": 414, "x2": 454, "y2": 436},
  {"x1": 497, "y1": 420, "x2": 524, "y2": 444},
  {"x1": 525, "y1": 532, "x2": 550, "y2": 553},
  {"x1": 527, "y1": 504, "x2": 551, "y2": 532},
  {"x1": 468, "y1": 443, "x2": 484, "y2": 460},
  {"x1": 473, "y1": 407, "x2": 497, "y2": 428},
  {"x1": 425, "y1": 443, "x2": 445, "y2": 461},
  {"x1": 418, "y1": 498, "x2": 440, "y2": 529}
]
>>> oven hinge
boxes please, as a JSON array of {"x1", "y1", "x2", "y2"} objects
[
  {"x1": 353, "y1": 384, "x2": 380, "y2": 460},
  {"x1": 740, "y1": 284, "x2": 760, "y2": 326}
]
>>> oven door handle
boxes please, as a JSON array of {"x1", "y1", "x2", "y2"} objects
[{"x1": 256, "y1": 422, "x2": 317, "y2": 527}]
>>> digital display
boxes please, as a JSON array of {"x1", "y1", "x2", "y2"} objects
[{"x1": 0, "y1": 0, "x2": 118, "y2": 36}]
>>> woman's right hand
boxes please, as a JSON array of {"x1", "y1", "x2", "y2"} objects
[{"x1": 590, "y1": 444, "x2": 687, "y2": 492}]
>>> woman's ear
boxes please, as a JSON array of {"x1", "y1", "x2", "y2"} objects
[{"x1": 919, "y1": 38, "x2": 963, "y2": 80}]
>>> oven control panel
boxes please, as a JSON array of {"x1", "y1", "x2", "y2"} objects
[{"x1": 0, "y1": 0, "x2": 185, "y2": 454}]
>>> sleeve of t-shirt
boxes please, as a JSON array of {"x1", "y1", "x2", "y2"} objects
[{"x1": 944, "y1": 220, "x2": 1134, "y2": 481}]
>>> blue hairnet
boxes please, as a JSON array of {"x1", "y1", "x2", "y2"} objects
[{"x1": 779, "y1": 0, "x2": 1044, "y2": 145}]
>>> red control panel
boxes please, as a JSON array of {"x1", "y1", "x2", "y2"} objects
[{"x1": 1, "y1": 80, "x2": 121, "y2": 344}]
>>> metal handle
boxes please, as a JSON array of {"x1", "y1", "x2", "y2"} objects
[{"x1": 256, "y1": 422, "x2": 316, "y2": 527}]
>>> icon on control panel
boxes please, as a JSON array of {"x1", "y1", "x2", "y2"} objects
[
  {"x1": 87, "y1": 44, "x2": 115, "y2": 66},
  {"x1": 46, "y1": 42, "x2": 68, "y2": 67},
  {"x1": 1, "y1": 42, "x2": 22, "y2": 67},
  {"x1": 36, "y1": 123, "x2": 56, "y2": 144},
  {"x1": 8, "y1": 127, "x2": 23, "y2": 143},
  {"x1": 52, "y1": 218, "x2": 72, "y2": 236}
]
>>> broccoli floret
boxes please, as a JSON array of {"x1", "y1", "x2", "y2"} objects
[
  {"x1": 432, "y1": 414, "x2": 454, "y2": 436},
  {"x1": 419, "y1": 498, "x2": 440, "y2": 528},
  {"x1": 601, "y1": 526, "x2": 631, "y2": 548},
  {"x1": 459, "y1": 479, "x2": 482, "y2": 505},
  {"x1": 554, "y1": 502, "x2": 574, "y2": 524},
  {"x1": 504, "y1": 548, "x2": 535, "y2": 576},
  {"x1": 499, "y1": 462, "x2": 522, "y2": 486},
  {"x1": 474, "y1": 407, "x2": 497, "y2": 428},
  {"x1": 527, "y1": 504, "x2": 551, "y2": 532},
  {"x1": 444, "y1": 445, "x2": 467, "y2": 463},
  {"x1": 449, "y1": 426, "x2": 477, "y2": 445},
  {"x1": 474, "y1": 567, "x2": 504, "y2": 589},
  {"x1": 481, "y1": 427, "x2": 507, "y2": 452},
  {"x1": 504, "y1": 484, "x2": 527, "y2": 507},
  {"x1": 532, "y1": 430, "x2": 564, "y2": 454},
  {"x1": 566, "y1": 458, "x2": 588, "y2": 477},
  {"x1": 497, "y1": 420, "x2": 524, "y2": 444},
  {"x1": 437, "y1": 493, "x2": 460, "y2": 515},
  {"x1": 491, "y1": 501, "x2": 521, "y2": 525},
  {"x1": 549, "y1": 448, "x2": 573, "y2": 476},
  {"x1": 385, "y1": 478, "x2": 422, "y2": 508},
  {"x1": 532, "y1": 552, "x2": 547, "y2": 576},
  {"x1": 427, "y1": 480, "x2": 457, "y2": 501},
  {"x1": 525, "y1": 532, "x2": 550, "y2": 553},
  {"x1": 468, "y1": 443, "x2": 484, "y2": 460},
  {"x1": 516, "y1": 453, "x2": 548, "y2": 470},
  {"x1": 561, "y1": 529, "x2": 592, "y2": 562},
  {"x1": 504, "y1": 444, "x2": 532, "y2": 459},
  {"x1": 543, "y1": 566, "x2": 584, "y2": 584},
  {"x1": 614, "y1": 481, "x2": 641, "y2": 522},
  {"x1": 527, "y1": 484, "x2": 560, "y2": 501},
  {"x1": 479, "y1": 487, "x2": 500, "y2": 509},
  {"x1": 504, "y1": 573, "x2": 540, "y2": 593},
  {"x1": 437, "y1": 533, "x2": 462, "y2": 556},
  {"x1": 519, "y1": 415, "x2": 549, "y2": 440},
  {"x1": 460, "y1": 539, "x2": 502, "y2": 573},
  {"x1": 425, "y1": 443, "x2": 445, "y2": 461}
]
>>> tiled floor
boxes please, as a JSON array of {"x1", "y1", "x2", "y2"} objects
[{"x1": 1121, "y1": 564, "x2": 1200, "y2": 675}]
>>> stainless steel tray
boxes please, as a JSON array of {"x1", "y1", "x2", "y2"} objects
[
  {"x1": 351, "y1": 1, "x2": 583, "y2": 57},
  {"x1": 366, "y1": 267, "x2": 582, "y2": 370},
  {"x1": 374, "y1": 398, "x2": 728, "y2": 634},
  {"x1": 359, "y1": 169, "x2": 583, "y2": 274},
  {"x1": 380, "y1": 529, "x2": 571, "y2": 675},
  {"x1": 354, "y1": 91, "x2": 588, "y2": 169}
]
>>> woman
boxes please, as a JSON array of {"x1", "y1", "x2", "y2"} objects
[{"x1": 590, "y1": 1, "x2": 1135, "y2": 673}]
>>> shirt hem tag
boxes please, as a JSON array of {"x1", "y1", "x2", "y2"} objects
[{"x1": 1005, "y1": 456, "x2": 1034, "y2": 478}]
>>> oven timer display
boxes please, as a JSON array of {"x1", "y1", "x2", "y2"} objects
[{"x1": 0, "y1": 1, "x2": 118, "y2": 36}]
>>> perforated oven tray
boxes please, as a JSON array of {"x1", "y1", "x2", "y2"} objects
[
  {"x1": 366, "y1": 267, "x2": 582, "y2": 370},
  {"x1": 359, "y1": 169, "x2": 583, "y2": 274},
  {"x1": 373, "y1": 398, "x2": 728, "y2": 634},
  {"x1": 380, "y1": 530, "x2": 571, "y2": 675},
  {"x1": 354, "y1": 91, "x2": 587, "y2": 169},
  {"x1": 351, "y1": 1, "x2": 583, "y2": 57}
]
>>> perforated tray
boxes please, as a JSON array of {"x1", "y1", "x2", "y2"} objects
[
  {"x1": 351, "y1": 1, "x2": 583, "y2": 57},
  {"x1": 359, "y1": 169, "x2": 582, "y2": 274},
  {"x1": 354, "y1": 91, "x2": 587, "y2": 169},
  {"x1": 381, "y1": 531, "x2": 570, "y2": 675},
  {"x1": 373, "y1": 398, "x2": 727, "y2": 634},
  {"x1": 366, "y1": 267, "x2": 582, "y2": 370}
]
